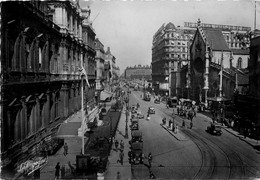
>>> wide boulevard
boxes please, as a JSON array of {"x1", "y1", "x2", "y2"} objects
[{"x1": 126, "y1": 88, "x2": 260, "y2": 179}]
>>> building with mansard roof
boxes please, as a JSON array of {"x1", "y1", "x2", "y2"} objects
[{"x1": 151, "y1": 22, "x2": 196, "y2": 96}]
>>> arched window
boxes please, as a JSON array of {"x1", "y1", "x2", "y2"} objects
[
  {"x1": 11, "y1": 34, "x2": 23, "y2": 72},
  {"x1": 39, "y1": 47, "x2": 42, "y2": 69},
  {"x1": 54, "y1": 92, "x2": 60, "y2": 119},
  {"x1": 237, "y1": 57, "x2": 242, "y2": 69}
]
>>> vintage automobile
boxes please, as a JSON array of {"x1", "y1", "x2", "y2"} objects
[
  {"x1": 130, "y1": 119, "x2": 139, "y2": 130},
  {"x1": 154, "y1": 99, "x2": 160, "y2": 104},
  {"x1": 148, "y1": 107, "x2": 155, "y2": 114},
  {"x1": 129, "y1": 142, "x2": 144, "y2": 164},
  {"x1": 167, "y1": 97, "x2": 178, "y2": 108},
  {"x1": 206, "y1": 122, "x2": 222, "y2": 136},
  {"x1": 129, "y1": 130, "x2": 143, "y2": 146},
  {"x1": 136, "y1": 111, "x2": 144, "y2": 119},
  {"x1": 131, "y1": 105, "x2": 137, "y2": 114}
]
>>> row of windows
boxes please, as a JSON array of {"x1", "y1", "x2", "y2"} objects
[
  {"x1": 165, "y1": 47, "x2": 187, "y2": 53},
  {"x1": 165, "y1": 33, "x2": 192, "y2": 40},
  {"x1": 7, "y1": 30, "x2": 90, "y2": 75},
  {"x1": 165, "y1": 53, "x2": 187, "y2": 59},
  {"x1": 165, "y1": 40, "x2": 187, "y2": 46}
]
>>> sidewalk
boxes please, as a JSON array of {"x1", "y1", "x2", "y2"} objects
[
  {"x1": 198, "y1": 111, "x2": 260, "y2": 151},
  {"x1": 40, "y1": 100, "x2": 118, "y2": 180},
  {"x1": 104, "y1": 107, "x2": 132, "y2": 180},
  {"x1": 160, "y1": 101, "x2": 260, "y2": 150},
  {"x1": 40, "y1": 110, "x2": 87, "y2": 180}
]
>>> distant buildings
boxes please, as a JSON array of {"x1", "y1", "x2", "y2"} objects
[
  {"x1": 95, "y1": 38, "x2": 106, "y2": 99},
  {"x1": 124, "y1": 65, "x2": 152, "y2": 80},
  {"x1": 105, "y1": 47, "x2": 119, "y2": 87},
  {"x1": 151, "y1": 22, "x2": 195, "y2": 96}
]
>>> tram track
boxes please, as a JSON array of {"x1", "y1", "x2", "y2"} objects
[
  {"x1": 141, "y1": 94, "x2": 244, "y2": 179},
  {"x1": 182, "y1": 129, "x2": 217, "y2": 179},
  {"x1": 130, "y1": 91, "x2": 257, "y2": 179}
]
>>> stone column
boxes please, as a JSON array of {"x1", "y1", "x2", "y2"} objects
[
  {"x1": 204, "y1": 49, "x2": 210, "y2": 104},
  {"x1": 61, "y1": 83, "x2": 69, "y2": 117}
]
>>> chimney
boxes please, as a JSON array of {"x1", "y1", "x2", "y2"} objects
[
  {"x1": 107, "y1": 47, "x2": 111, "y2": 54},
  {"x1": 197, "y1": 18, "x2": 201, "y2": 27}
]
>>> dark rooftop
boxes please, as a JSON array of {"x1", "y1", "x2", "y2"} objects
[{"x1": 202, "y1": 28, "x2": 230, "y2": 51}]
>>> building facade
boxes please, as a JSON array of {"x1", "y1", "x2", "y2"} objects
[
  {"x1": 186, "y1": 19, "x2": 249, "y2": 103},
  {"x1": 95, "y1": 38, "x2": 105, "y2": 92},
  {"x1": 81, "y1": 7, "x2": 97, "y2": 110},
  {"x1": 105, "y1": 47, "x2": 116, "y2": 87},
  {"x1": 0, "y1": 1, "x2": 95, "y2": 170},
  {"x1": 151, "y1": 22, "x2": 195, "y2": 96},
  {"x1": 124, "y1": 65, "x2": 152, "y2": 80}
]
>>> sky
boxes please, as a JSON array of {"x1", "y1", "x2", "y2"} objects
[{"x1": 79, "y1": 0, "x2": 259, "y2": 74}]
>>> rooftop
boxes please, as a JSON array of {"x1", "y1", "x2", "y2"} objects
[{"x1": 202, "y1": 28, "x2": 230, "y2": 51}]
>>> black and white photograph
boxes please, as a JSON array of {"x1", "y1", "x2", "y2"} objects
[{"x1": 0, "y1": 0, "x2": 260, "y2": 179}]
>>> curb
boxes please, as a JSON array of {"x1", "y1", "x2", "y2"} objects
[
  {"x1": 160, "y1": 124, "x2": 188, "y2": 141},
  {"x1": 198, "y1": 112, "x2": 260, "y2": 149},
  {"x1": 223, "y1": 127, "x2": 260, "y2": 150}
]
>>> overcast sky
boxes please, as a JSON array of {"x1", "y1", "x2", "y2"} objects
[{"x1": 79, "y1": 0, "x2": 259, "y2": 74}]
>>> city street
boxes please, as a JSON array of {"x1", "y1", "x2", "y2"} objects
[{"x1": 127, "y1": 89, "x2": 260, "y2": 179}]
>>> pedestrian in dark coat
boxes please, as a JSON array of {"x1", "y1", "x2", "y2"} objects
[
  {"x1": 115, "y1": 140, "x2": 119, "y2": 150},
  {"x1": 120, "y1": 140, "x2": 124, "y2": 149},
  {"x1": 55, "y1": 162, "x2": 60, "y2": 179},
  {"x1": 116, "y1": 171, "x2": 121, "y2": 180},
  {"x1": 63, "y1": 142, "x2": 68, "y2": 156},
  {"x1": 148, "y1": 152, "x2": 152, "y2": 168},
  {"x1": 117, "y1": 149, "x2": 124, "y2": 165}
]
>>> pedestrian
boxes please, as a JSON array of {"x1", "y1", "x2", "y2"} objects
[
  {"x1": 244, "y1": 127, "x2": 247, "y2": 139},
  {"x1": 55, "y1": 162, "x2": 60, "y2": 180},
  {"x1": 117, "y1": 149, "x2": 124, "y2": 165},
  {"x1": 63, "y1": 142, "x2": 68, "y2": 156},
  {"x1": 120, "y1": 140, "x2": 124, "y2": 149},
  {"x1": 148, "y1": 152, "x2": 152, "y2": 168},
  {"x1": 115, "y1": 139, "x2": 119, "y2": 150},
  {"x1": 182, "y1": 119, "x2": 185, "y2": 128},
  {"x1": 116, "y1": 171, "x2": 121, "y2": 180},
  {"x1": 60, "y1": 165, "x2": 65, "y2": 179}
]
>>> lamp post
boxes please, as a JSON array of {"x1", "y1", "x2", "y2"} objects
[
  {"x1": 81, "y1": 74, "x2": 84, "y2": 155},
  {"x1": 109, "y1": 116, "x2": 113, "y2": 140}
]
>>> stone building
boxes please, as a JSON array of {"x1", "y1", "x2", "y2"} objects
[
  {"x1": 185, "y1": 19, "x2": 249, "y2": 103},
  {"x1": 151, "y1": 22, "x2": 195, "y2": 96},
  {"x1": 124, "y1": 65, "x2": 152, "y2": 80},
  {"x1": 0, "y1": 1, "x2": 96, "y2": 170},
  {"x1": 105, "y1": 47, "x2": 116, "y2": 87},
  {"x1": 95, "y1": 38, "x2": 112, "y2": 102}
]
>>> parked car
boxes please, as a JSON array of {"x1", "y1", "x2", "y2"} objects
[
  {"x1": 130, "y1": 119, "x2": 139, "y2": 130},
  {"x1": 129, "y1": 130, "x2": 143, "y2": 146},
  {"x1": 129, "y1": 142, "x2": 143, "y2": 164},
  {"x1": 154, "y1": 99, "x2": 160, "y2": 104},
  {"x1": 206, "y1": 122, "x2": 222, "y2": 136},
  {"x1": 148, "y1": 107, "x2": 155, "y2": 114},
  {"x1": 167, "y1": 97, "x2": 178, "y2": 108},
  {"x1": 135, "y1": 111, "x2": 144, "y2": 119}
]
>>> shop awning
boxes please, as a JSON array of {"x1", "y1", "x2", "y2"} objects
[{"x1": 100, "y1": 91, "x2": 113, "y2": 101}]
